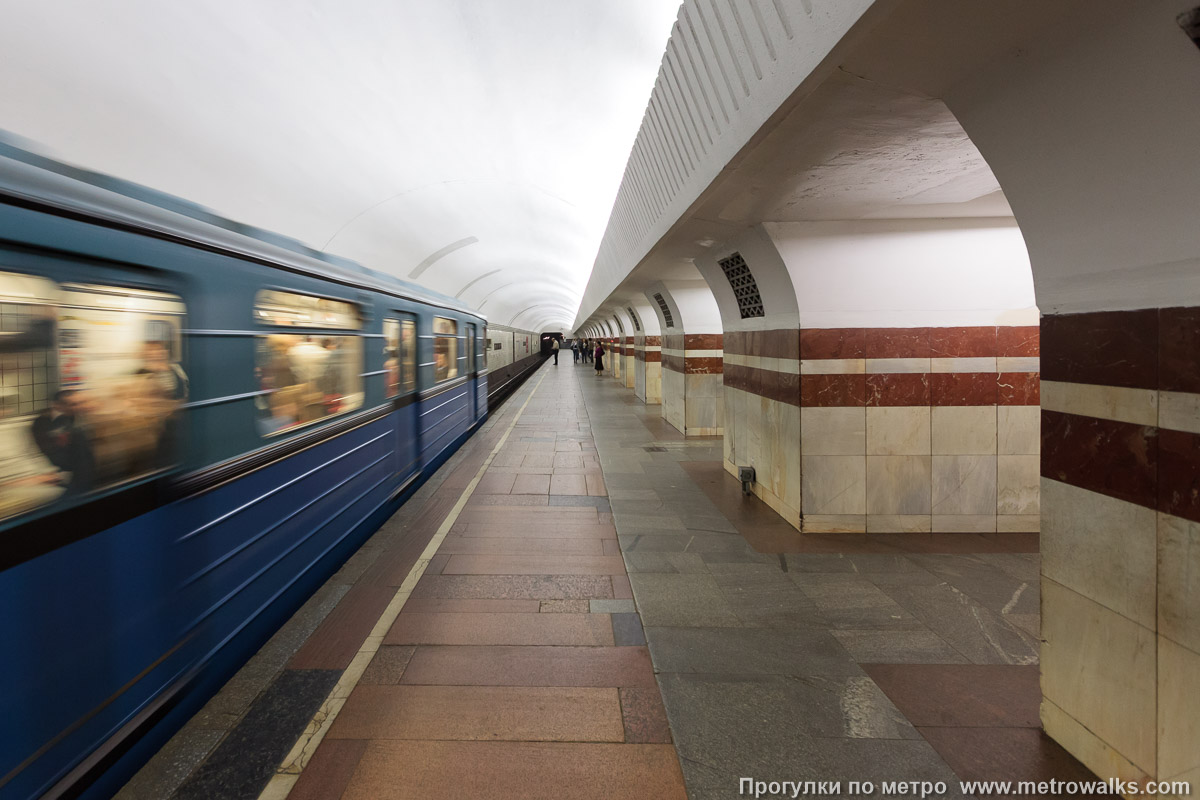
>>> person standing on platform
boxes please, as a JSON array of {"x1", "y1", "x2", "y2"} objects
[
  {"x1": 551, "y1": 337, "x2": 560, "y2": 365},
  {"x1": 571, "y1": 338, "x2": 579, "y2": 363},
  {"x1": 594, "y1": 340, "x2": 605, "y2": 375}
]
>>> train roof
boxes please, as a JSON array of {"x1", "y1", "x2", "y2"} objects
[{"x1": 0, "y1": 137, "x2": 483, "y2": 320}]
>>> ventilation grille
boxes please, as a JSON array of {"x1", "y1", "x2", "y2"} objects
[
  {"x1": 612, "y1": 315, "x2": 623, "y2": 335},
  {"x1": 719, "y1": 252, "x2": 764, "y2": 319},
  {"x1": 653, "y1": 293, "x2": 674, "y2": 329},
  {"x1": 627, "y1": 307, "x2": 641, "y2": 332}
]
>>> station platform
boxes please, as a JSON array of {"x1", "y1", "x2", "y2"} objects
[{"x1": 119, "y1": 360, "x2": 1101, "y2": 800}]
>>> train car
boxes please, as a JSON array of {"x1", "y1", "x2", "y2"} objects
[{"x1": 0, "y1": 144, "x2": 492, "y2": 799}]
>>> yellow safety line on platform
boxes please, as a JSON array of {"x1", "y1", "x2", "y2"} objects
[{"x1": 257, "y1": 367, "x2": 550, "y2": 800}]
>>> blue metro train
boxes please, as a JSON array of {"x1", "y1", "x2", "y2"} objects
[{"x1": 0, "y1": 144, "x2": 506, "y2": 799}]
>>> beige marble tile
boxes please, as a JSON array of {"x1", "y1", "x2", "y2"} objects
[
  {"x1": 1041, "y1": 380, "x2": 1158, "y2": 426},
  {"x1": 866, "y1": 407, "x2": 931, "y2": 456},
  {"x1": 685, "y1": 396, "x2": 720, "y2": 434},
  {"x1": 998, "y1": 405, "x2": 1040, "y2": 455},
  {"x1": 802, "y1": 456, "x2": 867, "y2": 515},
  {"x1": 997, "y1": 455, "x2": 1040, "y2": 515},
  {"x1": 932, "y1": 406, "x2": 997, "y2": 455},
  {"x1": 866, "y1": 357, "x2": 930, "y2": 374},
  {"x1": 866, "y1": 455, "x2": 932, "y2": 515},
  {"x1": 802, "y1": 514, "x2": 866, "y2": 533},
  {"x1": 1042, "y1": 579, "x2": 1157, "y2": 774},
  {"x1": 768, "y1": 400, "x2": 802, "y2": 514},
  {"x1": 1158, "y1": 513, "x2": 1200, "y2": 654},
  {"x1": 933, "y1": 514, "x2": 996, "y2": 533},
  {"x1": 800, "y1": 358, "x2": 865, "y2": 375},
  {"x1": 1042, "y1": 698, "x2": 1151, "y2": 792},
  {"x1": 662, "y1": 369, "x2": 684, "y2": 433},
  {"x1": 997, "y1": 356, "x2": 1040, "y2": 373},
  {"x1": 931, "y1": 356, "x2": 997, "y2": 373},
  {"x1": 932, "y1": 455, "x2": 997, "y2": 515},
  {"x1": 801, "y1": 407, "x2": 866, "y2": 456},
  {"x1": 1158, "y1": 637, "x2": 1200, "y2": 780},
  {"x1": 1159, "y1": 390, "x2": 1200, "y2": 435},
  {"x1": 1042, "y1": 480, "x2": 1157, "y2": 629},
  {"x1": 867, "y1": 514, "x2": 932, "y2": 533},
  {"x1": 997, "y1": 514, "x2": 1040, "y2": 533}
]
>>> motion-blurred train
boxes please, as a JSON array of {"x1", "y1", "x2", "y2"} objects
[{"x1": 0, "y1": 142, "x2": 541, "y2": 799}]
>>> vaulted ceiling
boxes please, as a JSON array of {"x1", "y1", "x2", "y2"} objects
[{"x1": 0, "y1": 0, "x2": 682, "y2": 331}]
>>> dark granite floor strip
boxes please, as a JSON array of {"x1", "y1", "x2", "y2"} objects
[{"x1": 172, "y1": 669, "x2": 341, "y2": 800}]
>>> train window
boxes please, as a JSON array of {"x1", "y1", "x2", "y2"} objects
[
  {"x1": 253, "y1": 290, "x2": 363, "y2": 436},
  {"x1": 254, "y1": 290, "x2": 358, "y2": 329},
  {"x1": 433, "y1": 317, "x2": 458, "y2": 382},
  {"x1": 0, "y1": 274, "x2": 187, "y2": 523},
  {"x1": 383, "y1": 319, "x2": 400, "y2": 398},
  {"x1": 400, "y1": 318, "x2": 416, "y2": 393},
  {"x1": 383, "y1": 316, "x2": 417, "y2": 397}
]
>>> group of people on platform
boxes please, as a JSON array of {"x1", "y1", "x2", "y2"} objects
[{"x1": 555, "y1": 337, "x2": 606, "y2": 374}]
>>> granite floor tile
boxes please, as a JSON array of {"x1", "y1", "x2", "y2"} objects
[
  {"x1": 453, "y1": 523, "x2": 617, "y2": 539},
  {"x1": 385, "y1": 612, "x2": 615, "y2": 646},
  {"x1": 831, "y1": 630, "x2": 969, "y2": 664},
  {"x1": 400, "y1": 645, "x2": 657, "y2": 688},
  {"x1": 467, "y1": 493, "x2": 550, "y2": 506},
  {"x1": 909, "y1": 554, "x2": 1040, "y2": 616},
  {"x1": 288, "y1": 739, "x2": 367, "y2": 800},
  {"x1": 620, "y1": 687, "x2": 673, "y2": 743},
  {"x1": 474, "y1": 473, "x2": 517, "y2": 494},
  {"x1": 400, "y1": 598, "x2": 542, "y2": 614},
  {"x1": 549, "y1": 473, "x2": 588, "y2": 495},
  {"x1": 438, "y1": 536, "x2": 605, "y2": 556},
  {"x1": 590, "y1": 598, "x2": 636, "y2": 614},
  {"x1": 328, "y1": 685, "x2": 624, "y2": 742},
  {"x1": 442, "y1": 554, "x2": 627, "y2": 576},
  {"x1": 540, "y1": 598, "x2": 592, "y2": 613},
  {"x1": 410, "y1": 575, "x2": 615, "y2": 600},
  {"x1": 622, "y1": 551, "x2": 709, "y2": 574},
  {"x1": 863, "y1": 664, "x2": 1041, "y2": 727},
  {"x1": 511, "y1": 473, "x2": 552, "y2": 494},
  {"x1": 611, "y1": 612, "x2": 647, "y2": 646},
  {"x1": 548, "y1": 495, "x2": 612, "y2": 511},
  {"x1": 629, "y1": 574, "x2": 741, "y2": 627},
  {"x1": 340, "y1": 741, "x2": 687, "y2": 800},
  {"x1": 918, "y1": 727, "x2": 1105, "y2": 794},
  {"x1": 174, "y1": 669, "x2": 341, "y2": 800},
  {"x1": 645, "y1": 626, "x2": 861, "y2": 676},
  {"x1": 877, "y1": 582, "x2": 1039, "y2": 665},
  {"x1": 360, "y1": 646, "x2": 417, "y2": 685}
]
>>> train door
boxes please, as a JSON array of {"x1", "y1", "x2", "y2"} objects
[
  {"x1": 384, "y1": 314, "x2": 419, "y2": 485},
  {"x1": 466, "y1": 323, "x2": 478, "y2": 420}
]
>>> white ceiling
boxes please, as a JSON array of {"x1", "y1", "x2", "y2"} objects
[{"x1": 0, "y1": 0, "x2": 683, "y2": 332}]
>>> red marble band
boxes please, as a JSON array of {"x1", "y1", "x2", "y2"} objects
[
  {"x1": 661, "y1": 355, "x2": 723, "y2": 374},
  {"x1": 1042, "y1": 409, "x2": 1157, "y2": 511},
  {"x1": 724, "y1": 329, "x2": 801, "y2": 359},
  {"x1": 684, "y1": 333, "x2": 724, "y2": 350},
  {"x1": 797, "y1": 373, "x2": 1040, "y2": 407},
  {"x1": 800, "y1": 325, "x2": 1040, "y2": 360},
  {"x1": 1038, "y1": 306, "x2": 1200, "y2": 523},
  {"x1": 724, "y1": 364, "x2": 800, "y2": 406}
]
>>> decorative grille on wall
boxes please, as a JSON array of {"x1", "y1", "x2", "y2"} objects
[
  {"x1": 719, "y1": 252, "x2": 764, "y2": 319},
  {"x1": 627, "y1": 308, "x2": 641, "y2": 332},
  {"x1": 612, "y1": 315, "x2": 623, "y2": 335},
  {"x1": 652, "y1": 293, "x2": 674, "y2": 329}
]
